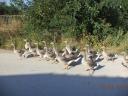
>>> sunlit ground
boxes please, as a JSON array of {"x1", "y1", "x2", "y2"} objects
[{"x1": 0, "y1": 50, "x2": 128, "y2": 96}]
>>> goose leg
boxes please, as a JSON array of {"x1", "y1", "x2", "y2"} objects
[
  {"x1": 112, "y1": 57, "x2": 115, "y2": 62},
  {"x1": 64, "y1": 64, "x2": 69, "y2": 70},
  {"x1": 46, "y1": 57, "x2": 51, "y2": 61},
  {"x1": 18, "y1": 56, "x2": 22, "y2": 60},
  {"x1": 38, "y1": 57, "x2": 43, "y2": 61},
  {"x1": 121, "y1": 62, "x2": 128, "y2": 69},
  {"x1": 52, "y1": 59, "x2": 58, "y2": 64},
  {"x1": 89, "y1": 69, "x2": 95, "y2": 76},
  {"x1": 92, "y1": 62, "x2": 99, "y2": 70}
]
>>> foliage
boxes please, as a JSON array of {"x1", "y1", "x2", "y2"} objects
[
  {"x1": 1, "y1": 0, "x2": 128, "y2": 51},
  {"x1": 23, "y1": 0, "x2": 128, "y2": 38},
  {"x1": 0, "y1": 2, "x2": 20, "y2": 15}
]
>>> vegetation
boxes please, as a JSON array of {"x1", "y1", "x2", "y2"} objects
[
  {"x1": 0, "y1": 2, "x2": 23, "y2": 49},
  {"x1": 0, "y1": 0, "x2": 128, "y2": 52},
  {"x1": 0, "y1": 2, "x2": 21, "y2": 15}
]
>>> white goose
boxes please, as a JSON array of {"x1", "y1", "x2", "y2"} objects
[
  {"x1": 24, "y1": 39, "x2": 30, "y2": 50},
  {"x1": 50, "y1": 42, "x2": 58, "y2": 56},
  {"x1": 11, "y1": 43, "x2": 24, "y2": 59},
  {"x1": 42, "y1": 41, "x2": 52, "y2": 60},
  {"x1": 27, "y1": 42, "x2": 37, "y2": 56}
]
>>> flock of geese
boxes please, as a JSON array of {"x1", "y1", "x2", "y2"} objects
[{"x1": 11, "y1": 39, "x2": 128, "y2": 74}]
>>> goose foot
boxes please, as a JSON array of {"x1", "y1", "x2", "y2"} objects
[
  {"x1": 89, "y1": 69, "x2": 94, "y2": 75},
  {"x1": 38, "y1": 58, "x2": 43, "y2": 61},
  {"x1": 52, "y1": 60, "x2": 58, "y2": 64},
  {"x1": 64, "y1": 65, "x2": 69, "y2": 70}
]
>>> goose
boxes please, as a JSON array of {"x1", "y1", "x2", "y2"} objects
[
  {"x1": 42, "y1": 41, "x2": 47, "y2": 47},
  {"x1": 63, "y1": 40, "x2": 72, "y2": 55},
  {"x1": 85, "y1": 54, "x2": 100, "y2": 75},
  {"x1": 42, "y1": 41, "x2": 53, "y2": 60},
  {"x1": 11, "y1": 43, "x2": 24, "y2": 59},
  {"x1": 22, "y1": 50, "x2": 34, "y2": 58},
  {"x1": 71, "y1": 47, "x2": 79, "y2": 54},
  {"x1": 121, "y1": 52, "x2": 128, "y2": 68},
  {"x1": 62, "y1": 48, "x2": 69, "y2": 57},
  {"x1": 50, "y1": 42, "x2": 58, "y2": 56},
  {"x1": 24, "y1": 39, "x2": 30, "y2": 50},
  {"x1": 34, "y1": 42, "x2": 45, "y2": 58},
  {"x1": 62, "y1": 41, "x2": 80, "y2": 60},
  {"x1": 83, "y1": 44, "x2": 99, "y2": 62},
  {"x1": 85, "y1": 44, "x2": 97, "y2": 58},
  {"x1": 11, "y1": 42, "x2": 33, "y2": 59},
  {"x1": 28, "y1": 42, "x2": 37, "y2": 56},
  {"x1": 66, "y1": 53, "x2": 83, "y2": 69},
  {"x1": 51, "y1": 42, "x2": 81, "y2": 69},
  {"x1": 63, "y1": 41, "x2": 79, "y2": 55},
  {"x1": 101, "y1": 46, "x2": 116, "y2": 61},
  {"x1": 82, "y1": 45, "x2": 101, "y2": 74}
]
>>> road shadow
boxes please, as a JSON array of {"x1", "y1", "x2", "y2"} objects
[{"x1": 0, "y1": 74, "x2": 128, "y2": 96}]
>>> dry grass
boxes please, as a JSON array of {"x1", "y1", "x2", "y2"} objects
[
  {"x1": 0, "y1": 15, "x2": 128, "y2": 54},
  {"x1": 0, "y1": 15, "x2": 23, "y2": 33}
]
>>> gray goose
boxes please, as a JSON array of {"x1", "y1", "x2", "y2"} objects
[
  {"x1": 83, "y1": 44, "x2": 99, "y2": 61},
  {"x1": 11, "y1": 43, "x2": 24, "y2": 59},
  {"x1": 62, "y1": 41, "x2": 80, "y2": 60},
  {"x1": 101, "y1": 46, "x2": 116, "y2": 61},
  {"x1": 51, "y1": 42, "x2": 81, "y2": 69},
  {"x1": 27, "y1": 41, "x2": 37, "y2": 56},
  {"x1": 42, "y1": 41, "x2": 53, "y2": 60},
  {"x1": 63, "y1": 40, "x2": 72, "y2": 55},
  {"x1": 121, "y1": 52, "x2": 128, "y2": 68},
  {"x1": 82, "y1": 45, "x2": 100, "y2": 74},
  {"x1": 62, "y1": 40, "x2": 79, "y2": 55},
  {"x1": 24, "y1": 39, "x2": 30, "y2": 50},
  {"x1": 34, "y1": 42, "x2": 45, "y2": 58}
]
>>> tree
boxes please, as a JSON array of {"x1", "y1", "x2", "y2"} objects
[
  {"x1": 12, "y1": 0, "x2": 128, "y2": 42},
  {"x1": 0, "y1": 2, "x2": 20, "y2": 15}
]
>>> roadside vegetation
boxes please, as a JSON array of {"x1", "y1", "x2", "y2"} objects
[{"x1": 0, "y1": 0, "x2": 128, "y2": 53}]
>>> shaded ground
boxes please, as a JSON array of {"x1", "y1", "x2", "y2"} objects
[{"x1": 0, "y1": 74, "x2": 128, "y2": 96}]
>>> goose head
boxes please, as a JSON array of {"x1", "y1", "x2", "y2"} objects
[
  {"x1": 42, "y1": 40, "x2": 46, "y2": 44},
  {"x1": 101, "y1": 46, "x2": 106, "y2": 49},
  {"x1": 34, "y1": 42, "x2": 38, "y2": 47},
  {"x1": 11, "y1": 43, "x2": 15, "y2": 47},
  {"x1": 101, "y1": 46, "x2": 106, "y2": 51},
  {"x1": 50, "y1": 42, "x2": 54, "y2": 45},
  {"x1": 64, "y1": 40, "x2": 68, "y2": 44},
  {"x1": 42, "y1": 41, "x2": 47, "y2": 46},
  {"x1": 24, "y1": 39, "x2": 28, "y2": 42},
  {"x1": 34, "y1": 42, "x2": 38, "y2": 45},
  {"x1": 11, "y1": 43, "x2": 16, "y2": 52},
  {"x1": 85, "y1": 44, "x2": 89, "y2": 47}
]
